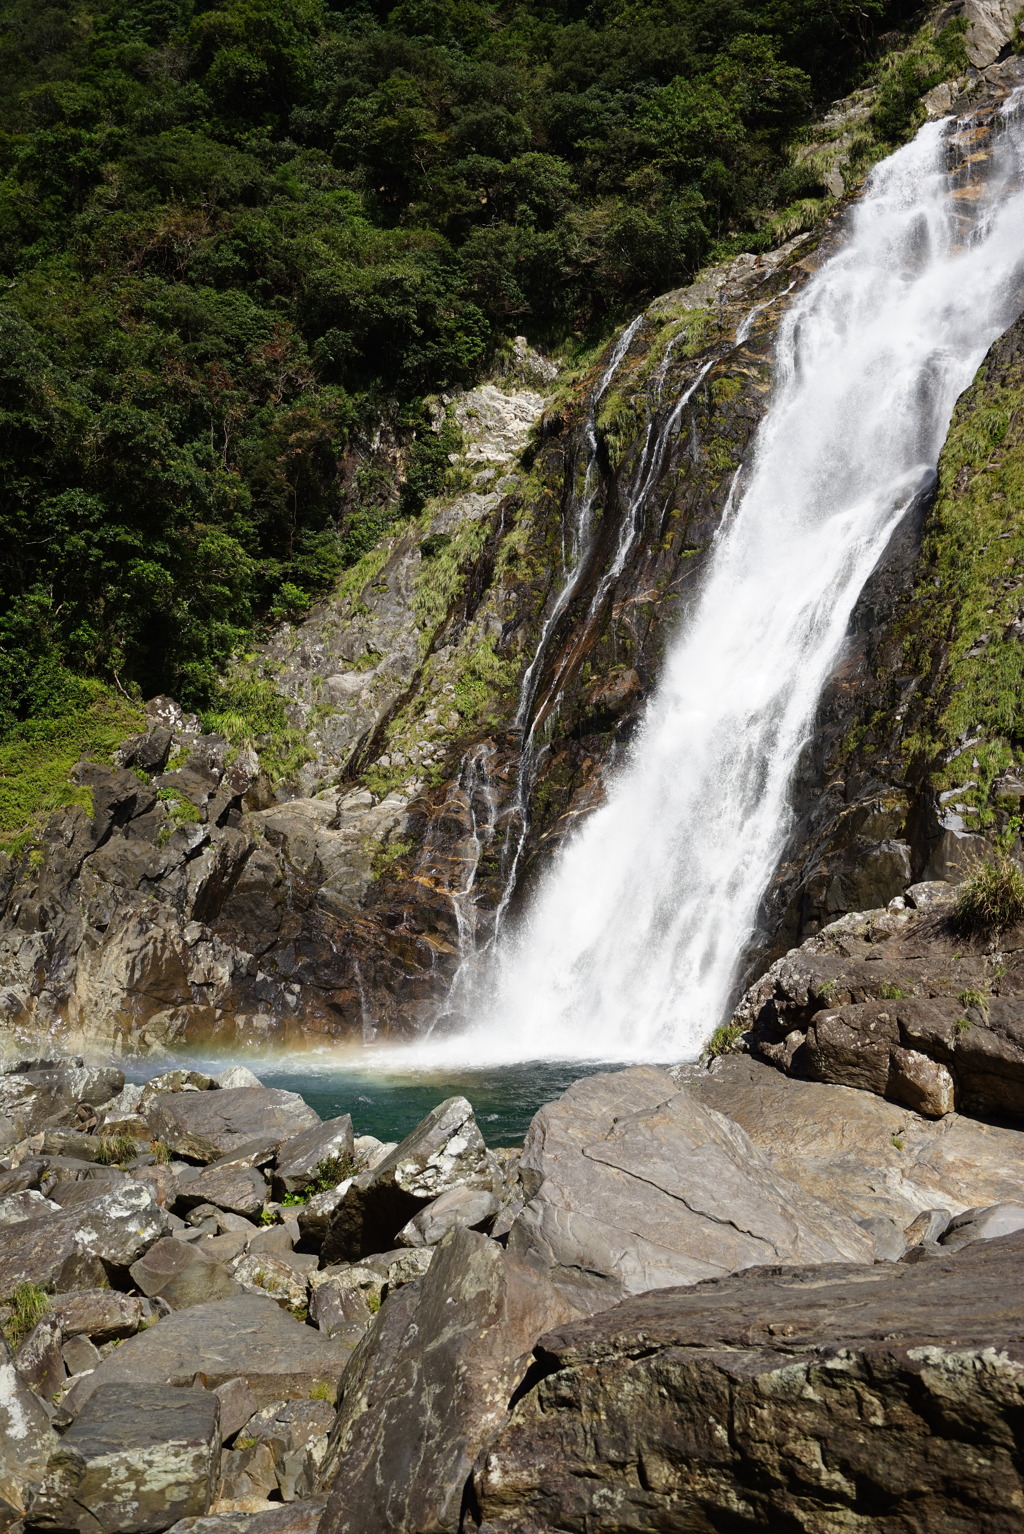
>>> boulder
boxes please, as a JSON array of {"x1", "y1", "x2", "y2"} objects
[
  {"x1": 0, "y1": 1065, "x2": 125, "y2": 1144},
  {"x1": 28, "y1": 1383, "x2": 221, "y2": 1534},
  {"x1": 242, "y1": 1400, "x2": 336, "y2": 1501},
  {"x1": 176, "y1": 1161, "x2": 268, "y2": 1220},
  {"x1": 15, "y1": 1313, "x2": 65, "y2": 1399},
  {"x1": 66, "y1": 1295, "x2": 353, "y2": 1410},
  {"x1": 0, "y1": 1358, "x2": 60, "y2": 1530},
  {"x1": 230, "y1": 1253, "x2": 308, "y2": 1315},
  {"x1": 320, "y1": 1097, "x2": 499, "y2": 1263},
  {"x1": 681, "y1": 1056, "x2": 1024, "y2": 1230},
  {"x1": 0, "y1": 1189, "x2": 61, "y2": 1224},
  {"x1": 48, "y1": 1290, "x2": 144, "y2": 1343},
  {"x1": 308, "y1": 1247, "x2": 433, "y2": 1333},
  {"x1": 505, "y1": 1067, "x2": 873, "y2": 1309},
  {"x1": 272, "y1": 1116, "x2": 354, "y2": 1199},
  {"x1": 320, "y1": 1227, "x2": 574, "y2": 1534},
  {"x1": 739, "y1": 904, "x2": 1024, "y2": 1121},
  {"x1": 0, "y1": 1183, "x2": 169, "y2": 1293},
  {"x1": 166, "y1": 1498, "x2": 326, "y2": 1534},
  {"x1": 129, "y1": 1239, "x2": 243, "y2": 1311},
  {"x1": 212, "y1": 1378, "x2": 259, "y2": 1443},
  {"x1": 470, "y1": 1231, "x2": 1024, "y2": 1533},
  {"x1": 145, "y1": 1091, "x2": 319, "y2": 1165},
  {"x1": 396, "y1": 1186, "x2": 499, "y2": 1247},
  {"x1": 940, "y1": 1201, "x2": 1024, "y2": 1250},
  {"x1": 62, "y1": 1335, "x2": 102, "y2": 1377}
]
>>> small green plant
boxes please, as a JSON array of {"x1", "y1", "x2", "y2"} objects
[
  {"x1": 891, "y1": 1135, "x2": 905, "y2": 1152},
  {"x1": 258, "y1": 1207, "x2": 277, "y2": 1226},
  {"x1": 955, "y1": 1016, "x2": 973, "y2": 1035},
  {"x1": 958, "y1": 988, "x2": 987, "y2": 1010},
  {"x1": 818, "y1": 979, "x2": 838, "y2": 1003},
  {"x1": 880, "y1": 983, "x2": 911, "y2": 1000},
  {"x1": 366, "y1": 1290, "x2": 382, "y2": 1314},
  {"x1": 2, "y1": 1282, "x2": 50, "y2": 1349},
  {"x1": 151, "y1": 1141, "x2": 171, "y2": 1165},
  {"x1": 279, "y1": 1154, "x2": 359, "y2": 1207},
  {"x1": 234, "y1": 1436, "x2": 257, "y2": 1451},
  {"x1": 96, "y1": 1132, "x2": 141, "y2": 1167},
  {"x1": 703, "y1": 1021, "x2": 744, "y2": 1060},
  {"x1": 952, "y1": 850, "x2": 1024, "y2": 934},
  {"x1": 309, "y1": 1382, "x2": 333, "y2": 1401}
]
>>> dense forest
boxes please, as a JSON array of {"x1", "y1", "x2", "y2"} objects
[{"x1": 0, "y1": 0, "x2": 934, "y2": 770}]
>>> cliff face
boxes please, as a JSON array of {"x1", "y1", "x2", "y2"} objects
[{"x1": 4, "y1": 55, "x2": 1024, "y2": 1056}]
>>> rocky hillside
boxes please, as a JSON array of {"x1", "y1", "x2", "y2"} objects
[{"x1": 2, "y1": 9, "x2": 1024, "y2": 1055}]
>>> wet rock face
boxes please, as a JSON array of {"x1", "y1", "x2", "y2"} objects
[
  {"x1": 764, "y1": 295, "x2": 1024, "y2": 967},
  {"x1": 735, "y1": 895, "x2": 1024, "y2": 1123},
  {"x1": 468, "y1": 1231, "x2": 1024, "y2": 1534}
]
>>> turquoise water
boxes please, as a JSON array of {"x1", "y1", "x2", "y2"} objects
[{"x1": 126, "y1": 1057, "x2": 628, "y2": 1146}]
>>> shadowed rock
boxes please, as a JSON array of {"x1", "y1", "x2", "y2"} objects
[{"x1": 320, "y1": 1227, "x2": 574, "y2": 1534}]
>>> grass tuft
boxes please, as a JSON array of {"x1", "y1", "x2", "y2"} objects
[
  {"x1": 2, "y1": 1281, "x2": 50, "y2": 1349},
  {"x1": 952, "y1": 851, "x2": 1024, "y2": 934}
]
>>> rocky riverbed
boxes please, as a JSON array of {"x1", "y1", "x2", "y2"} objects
[{"x1": 1, "y1": 1006, "x2": 1023, "y2": 1534}]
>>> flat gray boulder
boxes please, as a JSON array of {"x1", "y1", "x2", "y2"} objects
[
  {"x1": 145, "y1": 1091, "x2": 319, "y2": 1164},
  {"x1": 28, "y1": 1384, "x2": 221, "y2": 1533},
  {"x1": 505, "y1": 1066, "x2": 874, "y2": 1308},
  {"x1": 321, "y1": 1097, "x2": 499, "y2": 1262},
  {"x1": 682, "y1": 1055, "x2": 1024, "y2": 1231},
  {"x1": 67, "y1": 1295, "x2": 354, "y2": 1410},
  {"x1": 472, "y1": 1230, "x2": 1024, "y2": 1533},
  {"x1": 320, "y1": 1227, "x2": 574, "y2": 1534}
]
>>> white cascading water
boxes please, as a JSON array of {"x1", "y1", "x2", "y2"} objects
[{"x1": 393, "y1": 101, "x2": 1024, "y2": 1068}]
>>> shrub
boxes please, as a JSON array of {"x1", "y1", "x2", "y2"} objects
[
  {"x1": 880, "y1": 982, "x2": 911, "y2": 1000},
  {"x1": 951, "y1": 850, "x2": 1024, "y2": 934}
]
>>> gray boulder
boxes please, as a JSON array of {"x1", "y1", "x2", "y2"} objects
[
  {"x1": 28, "y1": 1384, "x2": 221, "y2": 1533},
  {"x1": 396, "y1": 1186, "x2": 499, "y2": 1247},
  {"x1": 212, "y1": 1378, "x2": 259, "y2": 1442},
  {"x1": 145, "y1": 1091, "x2": 319, "y2": 1165},
  {"x1": 129, "y1": 1239, "x2": 243, "y2": 1311},
  {"x1": 940, "y1": 1201, "x2": 1024, "y2": 1250},
  {"x1": 242, "y1": 1400, "x2": 336, "y2": 1502},
  {"x1": 166, "y1": 1500, "x2": 326, "y2": 1534},
  {"x1": 0, "y1": 1358, "x2": 60, "y2": 1530},
  {"x1": 176, "y1": 1160, "x2": 267, "y2": 1220},
  {"x1": 272, "y1": 1115, "x2": 354, "y2": 1198},
  {"x1": 49, "y1": 1290, "x2": 144, "y2": 1343},
  {"x1": 681, "y1": 1055, "x2": 1024, "y2": 1231},
  {"x1": 321, "y1": 1097, "x2": 499, "y2": 1262},
  {"x1": 505, "y1": 1067, "x2": 873, "y2": 1309},
  {"x1": 0, "y1": 1183, "x2": 169, "y2": 1292},
  {"x1": 66, "y1": 1295, "x2": 353, "y2": 1409},
  {"x1": 15, "y1": 1313, "x2": 65, "y2": 1399},
  {"x1": 471, "y1": 1231, "x2": 1024, "y2": 1534},
  {"x1": 0, "y1": 1065, "x2": 125, "y2": 1145},
  {"x1": 320, "y1": 1227, "x2": 573, "y2": 1534}
]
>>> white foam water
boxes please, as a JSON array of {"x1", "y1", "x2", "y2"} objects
[{"x1": 388, "y1": 101, "x2": 1024, "y2": 1069}]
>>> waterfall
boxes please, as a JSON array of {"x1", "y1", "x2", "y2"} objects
[{"x1": 408, "y1": 100, "x2": 1024, "y2": 1067}]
